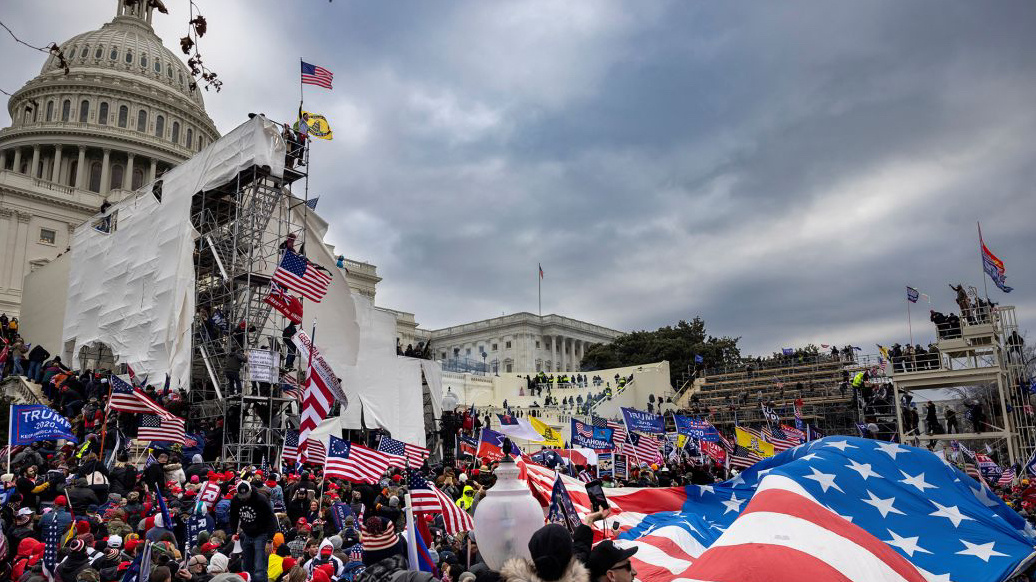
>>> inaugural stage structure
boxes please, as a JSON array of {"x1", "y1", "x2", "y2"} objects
[{"x1": 891, "y1": 304, "x2": 1031, "y2": 465}]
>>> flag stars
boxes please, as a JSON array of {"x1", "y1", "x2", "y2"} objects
[
  {"x1": 861, "y1": 490, "x2": 905, "y2": 518},
  {"x1": 803, "y1": 467, "x2": 844, "y2": 493},
  {"x1": 845, "y1": 459, "x2": 883, "y2": 481},
  {"x1": 929, "y1": 501, "x2": 974, "y2": 528},
  {"x1": 956, "y1": 540, "x2": 1008, "y2": 562},
  {"x1": 884, "y1": 530, "x2": 932, "y2": 557},
  {"x1": 722, "y1": 492, "x2": 745, "y2": 515},
  {"x1": 697, "y1": 484, "x2": 714, "y2": 496},
  {"x1": 823, "y1": 440, "x2": 858, "y2": 452},
  {"x1": 874, "y1": 441, "x2": 909, "y2": 460},
  {"x1": 898, "y1": 470, "x2": 937, "y2": 493}
]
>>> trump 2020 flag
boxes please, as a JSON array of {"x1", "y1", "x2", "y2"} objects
[
  {"x1": 11, "y1": 405, "x2": 77, "y2": 444},
  {"x1": 548, "y1": 475, "x2": 581, "y2": 532},
  {"x1": 621, "y1": 406, "x2": 665, "y2": 434}
]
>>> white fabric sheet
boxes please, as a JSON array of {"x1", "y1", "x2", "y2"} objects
[
  {"x1": 62, "y1": 116, "x2": 285, "y2": 388},
  {"x1": 419, "y1": 359, "x2": 444, "y2": 420}
]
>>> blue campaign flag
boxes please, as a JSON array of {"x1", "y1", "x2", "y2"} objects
[
  {"x1": 674, "y1": 415, "x2": 720, "y2": 442},
  {"x1": 11, "y1": 405, "x2": 77, "y2": 444},
  {"x1": 570, "y1": 418, "x2": 615, "y2": 450},
  {"x1": 331, "y1": 502, "x2": 354, "y2": 530},
  {"x1": 155, "y1": 490, "x2": 172, "y2": 531},
  {"x1": 782, "y1": 348, "x2": 794, "y2": 355},
  {"x1": 547, "y1": 475, "x2": 580, "y2": 532},
  {"x1": 621, "y1": 406, "x2": 665, "y2": 434},
  {"x1": 531, "y1": 449, "x2": 566, "y2": 469},
  {"x1": 694, "y1": 354, "x2": 704, "y2": 364}
]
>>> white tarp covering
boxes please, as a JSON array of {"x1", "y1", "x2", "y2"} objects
[
  {"x1": 420, "y1": 359, "x2": 444, "y2": 420},
  {"x1": 62, "y1": 116, "x2": 286, "y2": 388}
]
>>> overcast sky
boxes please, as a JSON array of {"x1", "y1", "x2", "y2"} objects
[{"x1": 3, "y1": 1, "x2": 1034, "y2": 356}]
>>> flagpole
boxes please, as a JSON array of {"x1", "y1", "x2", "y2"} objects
[
  {"x1": 906, "y1": 296, "x2": 914, "y2": 346},
  {"x1": 538, "y1": 264, "x2": 542, "y2": 318},
  {"x1": 7, "y1": 409, "x2": 13, "y2": 475},
  {"x1": 96, "y1": 375, "x2": 116, "y2": 465},
  {"x1": 977, "y1": 221, "x2": 990, "y2": 302}
]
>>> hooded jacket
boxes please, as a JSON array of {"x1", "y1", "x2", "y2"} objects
[
  {"x1": 500, "y1": 558, "x2": 590, "y2": 582},
  {"x1": 12, "y1": 538, "x2": 45, "y2": 579},
  {"x1": 305, "y1": 540, "x2": 345, "y2": 578},
  {"x1": 456, "y1": 486, "x2": 475, "y2": 510}
]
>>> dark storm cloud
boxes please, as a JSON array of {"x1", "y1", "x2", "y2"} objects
[{"x1": 4, "y1": 1, "x2": 1034, "y2": 355}]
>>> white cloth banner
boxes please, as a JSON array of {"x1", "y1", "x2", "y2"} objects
[{"x1": 291, "y1": 329, "x2": 347, "y2": 406}]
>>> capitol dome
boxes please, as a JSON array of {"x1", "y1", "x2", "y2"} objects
[{"x1": 0, "y1": 0, "x2": 219, "y2": 198}]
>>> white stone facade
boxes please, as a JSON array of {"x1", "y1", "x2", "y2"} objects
[
  {"x1": 425, "y1": 312, "x2": 623, "y2": 373},
  {"x1": 0, "y1": 1, "x2": 220, "y2": 318}
]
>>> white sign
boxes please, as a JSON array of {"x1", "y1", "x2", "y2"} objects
[{"x1": 248, "y1": 349, "x2": 279, "y2": 383}]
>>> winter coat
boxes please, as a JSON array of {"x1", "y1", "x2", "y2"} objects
[
  {"x1": 54, "y1": 549, "x2": 91, "y2": 582},
  {"x1": 108, "y1": 464, "x2": 138, "y2": 496},
  {"x1": 164, "y1": 462, "x2": 186, "y2": 486},
  {"x1": 500, "y1": 558, "x2": 590, "y2": 582},
  {"x1": 11, "y1": 538, "x2": 45, "y2": 580},
  {"x1": 355, "y1": 555, "x2": 437, "y2": 582}
]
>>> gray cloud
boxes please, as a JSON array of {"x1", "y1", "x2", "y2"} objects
[{"x1": 4, "y1": 1, "x2": 1034, "y2": 356}]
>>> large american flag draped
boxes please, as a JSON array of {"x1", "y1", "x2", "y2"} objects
[
  {"x1": 137, "y1": 414, "x2": 186, "y2": 444},
  {"x1": 378, "y1": 436, "x2": 429, "y2": 468},
  {"x1": 324, "y1": 436, "x2": 392, "y2": 484},
  {"x1": 272, "y1": 250, "x2": 332, "y2": 302},
  {"x1": 301, "y1": 61, "x2": 334, "y2": 89},
  {"x1": 108, "y1": 375, "x2": 175, "y2": 418},
  {"x1": 519, "y1": 437, "x2": 1036, "y2": 582},
  {"x1": 408, "y1": 470, "x2": 474, "y2": 534}
]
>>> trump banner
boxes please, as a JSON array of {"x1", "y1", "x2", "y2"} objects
[
  {"x1": 570, "y1": 419, "x2": 615, "y2": 450},
  {"x1": 621, "y1": 407, "x2": 664, "y2": 434},
  {"x1": 10, "y1": 405, "x2": 77, "y2": 445},
  {"x1": 673, "y1": 415, "x2": 720, "y2": 442}
]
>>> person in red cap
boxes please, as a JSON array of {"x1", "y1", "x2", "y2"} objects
[{"x1": 39, "y1": 495, "x2": 72, "y2": 541}]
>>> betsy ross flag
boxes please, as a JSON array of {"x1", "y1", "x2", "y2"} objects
[
  {"x1": 301, "y1": 61, "x2": 333, "y2": 89},
  {"x1": 137, "y1": 414, "x2": 186, "y2": 444},
  {"x1": 408, "y1": 469, "x2": 473, "y2": 534},
  {"x1": 273, "y1": 250, "x2": 333, "y2": 302},
  {"x1": 378, "y1": 436, "x2": 429, "y2": 468},
  {"x1": 979, "y1": 222, "x2": 1013, "y2": 293},
  {"x1": 108, "y1": 375, "x2": 175, "y2": 419},
  {"x1": 325, "y1": 436, "x2": 392, "y2": 484}
]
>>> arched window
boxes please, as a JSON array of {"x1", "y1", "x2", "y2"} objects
[
  {"x1": 80, "y1": 46, "x2": 89, "y2": 58},
  {"x1": 167, "y1": 65, "x2": 173, "y2": 78},
  {"x1": 45, "y1": 101, "x2": 54, "y2": 121},
  {"x1": 198, "y1": 135, "x2": 204, "y2": 150},
  {"x1": 23, "y1": 110, "x2": 32, "y2": 125},
  {"x1": 132, "y1": 168, "x2": 144, "y2": 190},
  {"x1": 154, "y1": 60, "x2": 161, "y2": 73},
  {"x1": 88, "y1": 162, "x2": 102, "y2": 192},
  {"x1": 137, "y1": 110, "x2": 147, "y2": 132},
  {"x1": 98, "y1": 102, "x2": 108, "y2": 125},
  {"x1": 110, "y1": 47, "x2": 118, "y2": 60},
  {"x1": 118, "y1": 105, "x2": 128, "y2": 128},
  {"x1": 125, "y1": 49, "x2": 133, "y2": 64},
  {"x1": 140, "y1": 54, "x2": 148, "y2": 68},
  {"x1": 186, "y1": 128, "x2": 193, "y2": 149},
  {"x1": 95, "y1": 45, "x2": 103, "y2": 59},
  {"x1": 79, "y1": 100, "x2": 89, "y2": 123},
  {"x1": 171, "y1": 121, "x2": 180, "y2": 143},
  {"x1": 178, "y1": 72, "x2": 184, "y2": 86},
  {"x1": 155, "y1": 115, "x2": 164, "y2": 138},
  {"x1": 61, "y1": 100, "x2": 71, "y2": 121},
  {"x1": 110, "y1": 164, "x2": 124, "y2": 190},
  {"x1": 68, "y1": 160, "x2": 78, "y2": 187}
]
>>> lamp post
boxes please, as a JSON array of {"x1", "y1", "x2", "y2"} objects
[
  {"x1": 472, "y1": 453, "x2": 545, "y2": 570},
  {"x1": 482, "y1": 351, "x2": 488, "y2": 375}
]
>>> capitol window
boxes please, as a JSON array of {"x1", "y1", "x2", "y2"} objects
[
  {"x1": 110, "y1": 47, "x2": 118, "y2": 60},
  {"x1": 88, "y1": 162, "x2": 102, "y2": 192},
  {"x1": 125, "y1": 50, "x2": 133, "y2": 64},
  {"x1": 39, "y1": 229, "x2": 56, "y2": 245},
  {"x1": 171, "y1": 121, "x2": 180, "y2": 144},
  {"x1": 506, "y1": 341, "x2": 512, "y2": 349},
  {"x1": 61, "y1": 100, "x2": 71, "y2": 121},
  {"x1": 98, "y1": 102, "x2": 108, "y2": 125},
  {"x1": 140, "y1": 54, "x2": 148, "y2": 68},
  {"x1": 110, "y1": 164, "x2": 124, "y2": 191},
  {"x1": 167, "y1": 65, "x2": 173, "y2": 78},
  {"x1": 137, "y1": 110, "x2": 147, "y2": 132},
  {"x1": 186, "y1": 128, "x2": 193, "y2": 149},
  {"x1": 155, "y1": 115, "x2": 165, "y2": 138},
  {"x1": 45, "y1": 101, "x2": 53, "y2": 121},
  {"x1": 79, "y1": 100, "x2": 89, "y2": 123},
  {"x1": 80, "y1": 46, "x2": 89, "y2": 59},
  {"x1": 492, "y1": 343, "x2": 498, "y2": 351},
  {"x1": 118, "y1": 105, "x2": 128, "y2": 128},
  {"x1": 95, "y1": 46, "x2": 103, "y2": 59},
  {"x1": 154, "y1": 60, "x2": 161, "y2": 73}
]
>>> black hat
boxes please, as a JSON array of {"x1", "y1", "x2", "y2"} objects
[
  {"x1": 588, "y1": 540, "x2": 638, "y2": 579},
  {"x1": 527, "y1": 524, "x2": 572, "y2": 581}
]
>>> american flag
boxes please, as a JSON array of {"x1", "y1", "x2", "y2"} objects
[
  {"x1": 959, "y1": 442, "x2": 983, "y2": 482},
  {"x1": 325, "y1": 436, "x2": 391, "y2": 484},
  {"x1": 281, "y1": 373, "x2": 303, "y2": 401},
  {"x1": 378, "y1": 436, "x2": 429, "y2": 468},
  {"x1": 137, "y1": 413, "x2": 186, "y2": 444},
  {"x1": 272, "y1": 250, "x2": 333, "y2": 302},
  {"x1": 729, "y1": 442, "x2": 761, "y2": 469},
  {"x1": 305, "y1": 197, "x2": 319, "y2": 210},
  {"x1": 305, "y1": 439, "x2": 327, "y2": 466},
  {"x1": 301, "y1": 61, "x2": 334, "y2": 89},
  {"x1": 108, "y1": 375, "x2": 175, "y2": 419},
  {"x1": 626, "y1": 432, "x2": 662, "y2": 465},
  {"x1": 408, "y1": 470, "x2": 474, "y2": 534},
  {"x1": 41, "y1": 511, "x2": 65, "y2": 579},
  {"x1": 573, "y1": 419, "x2": 594, "y2": 439},
  {"x1": 298, "y1": 333, "x2": 337, "y2": 461},
  {"x1": 578, "y1": 469, "x2": 594, "y2": 483},
  {"x1": 999, "y1": 467, "x2": 1016, "y2": 486},
  {"x1": 282, "y1": 430, "x2": 300, "y2": 464},
  {"x1": 762, "y1": 425, "x2": 797, "y2": 452}
]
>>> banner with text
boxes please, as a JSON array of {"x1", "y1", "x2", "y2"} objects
[
  {"x1": 11, "y1": 405, "x2": 78, "y2": 445},
  {"x1": 673, "y1": 415, "x2": 720, "y2": 442},
  {"x1": 570, "y1": 419, "x2": 615, "y2": 450},
  {"x1": 621, "y1": 407, "x2": 665, "y2": 434}
]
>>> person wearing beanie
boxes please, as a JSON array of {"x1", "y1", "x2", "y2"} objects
[
  {"x1": 500, "y1": 524, "x2": 591, "y2": 582},
  {"x1": 146, "y1": 511, "x2": 178, "y2": 546},
  {"x1": 57, "y1": 538, "x2": 93, "y2": 582},
  {"x1": 304, "y1": 540, "x2": 344, "y2": 579},
  {"x1": 230, "y1": 480, "x2": 277, "y2": 582},
  {"x1": 359, "y1": 517, "x2": 408, "y2": 568}
]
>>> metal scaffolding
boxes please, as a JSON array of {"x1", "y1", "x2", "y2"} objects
[{"x1": 188, "y1": 141, "x2": 311, "y2": 467}]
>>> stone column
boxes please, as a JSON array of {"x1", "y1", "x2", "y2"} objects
[
  {"x1": 124, "y1": 153, "x2": 135, "y2": 190},
  {"x1": 99, "y1": 148, "x2": 111, "y2": 195},
  {"x1": 0, "y1": 209, "x2": 12, "y2": 290},
  {"x1": 9, "y1": 212, "x2": 31, "y2": 292},
  {"x1": 30, "y1": 145, "x2": 40, "y2": 179},
  {"x1": 556, "y1": 335, "x2": 563, "y2": 372},
  {"x1": 75, "y1": 146, "x2": 86, "y2": 189},
  {"x1": 149, "y1": 158, "x2": 157, "y2": 183},
  {"x1": 0, "y1": 149, "x2": 7, "y2": 171},
  {"x1": 51, "y1": 145, "x2": 63, "y2": 183},
  {"x1": 11, "y1": 148, "x2": 22, "y2": 174}
]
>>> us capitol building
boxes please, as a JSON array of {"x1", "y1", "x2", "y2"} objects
[{"x1": 2, "y1": 1, "x2": 623, "y2": 372}]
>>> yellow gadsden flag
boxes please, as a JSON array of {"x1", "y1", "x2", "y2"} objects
[
  {"x1": 299, "y1": 110, "x2": 333, "y2": 140},
  {"x1": 530, "y1": 416, "x2": 564, "y2": 447},
  {"x1": 736, "y1": 426, "x2": 774, "y2": 458}
]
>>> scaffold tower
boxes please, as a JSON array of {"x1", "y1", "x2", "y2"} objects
[{"x1": 188, "y1": 138, "x2": 312, "y2": 467}]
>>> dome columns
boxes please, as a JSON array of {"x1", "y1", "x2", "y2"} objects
[
  {"x1": 99, "y1": 148, "x2": 111, "y2": 195},
  {"x1": 30, "y1": 146, "x2": 41, "y2": 179},
  {"x1": 75, "y1": 146, "x2": 87, "y2": 189},
  {"x1": 51, "y1": 145, "x2": 63, "y2": 183},
  {"x1": 124, "y1": 152, "x2": 135, "y2": 190}
]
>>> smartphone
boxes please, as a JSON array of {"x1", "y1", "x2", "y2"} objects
[{"x1": 585, "y1": 479, "x2": 607, "y2": 511}]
